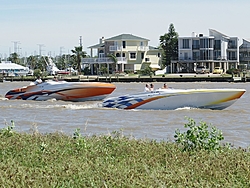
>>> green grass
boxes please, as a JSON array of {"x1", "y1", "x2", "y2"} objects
[{"x1": 0, "y1": 123, "x2": 250, "y2": 187}]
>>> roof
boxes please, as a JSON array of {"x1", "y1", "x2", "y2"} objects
[
  {"x1": 0, "y1": 61, "x2": 28, "y2": 70},
  {"x1": 105, "y1": 34, "x2": 149, "y2": 41},
  {"x1": 149, "y1": 46, "x2": 160, "y2": 50},
  {"x1": 209, "y1": 29, "x2": 230, "y2": 39},
  {"x1": 88, "y1": 43, "x2": 105, "y2": 48},
  {"x1": 88, "y1": 34, "x2": 150, "y2": 49}
]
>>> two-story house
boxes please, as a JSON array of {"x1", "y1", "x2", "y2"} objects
[
  {"x1": 172, "y1": 29, "x2": 239, "y2": 73},
  {"x1": 239, "y1": 38, "x2": 250, "y2": 69},
  {"x1": 85, "y1": 34, "x2": 161, "y2": 75}
]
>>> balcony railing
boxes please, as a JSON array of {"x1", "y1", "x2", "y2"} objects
[
  {"x1": 192, "y1": 45, "x2": 200, "y2": 50},
  {"x1": 240, "y1": 57, "x2": 250, "y2": 61},
  {"x1": 109, "y1": 45, "x2": 122, "y2": 51},
  {"x1": 137, "y1": 46, "x2": 149, "y2": 51},
  {"x1": 81, "y1": 57, "x2": 127, "y2": 64},
  {"x1": 228, "y1": 45, "x2": 237, "y2": 49},
  {"x1": 228, "y1": 57, "x2": 237, "y2": 60}
]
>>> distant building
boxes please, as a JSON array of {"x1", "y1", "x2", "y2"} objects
[
  {"x1": 85, "y1": 34, "x2": 161, "y2": 74},
  {"x1": 0, "y1": 61, "x2": 29, "y2": 76},
  {"x1": 239, "y1": 39, "x2": 250, "y2": 69},
  {"x1": 172, "y1": 29, "x2": 239, "y2": 73}
]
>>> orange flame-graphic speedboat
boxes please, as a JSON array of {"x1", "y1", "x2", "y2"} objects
[
  {"x1": 103, "y1": 88, "x2": 245, "y2": 110},
  {"x1": 5, "y1": 81, "x2": 116, "y2": 102}
]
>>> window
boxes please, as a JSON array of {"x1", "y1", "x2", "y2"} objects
[
  {"x1": 200, "y1": 50, "x2": 213, "y2": 60},
  {"x1": 193, "y1": 51, "x2": 200, "y2": 60},
  {"x1": 214, "y1": 40, "x2": 221, "y2": 50},
  {"x1": 184, "y1": 53, "x2": 188, "y2": 60},
  {"x1": 141, "y1": 52, "x2": 144, "y2": 59},
  {"x1": 122, "y1": 41, "x2": 126, "y2": 48},
  {"x1": 183, "y1": 39, "x2": 189, "y2": 49},
  {"x1": 145, "y1": 58, "x2": 150, "y2": 62},
  {"x1": 122, "y1": 53, "x2": 125, "y2": 57},
  {"x1": 130, "y1": 52, "x2": 136, "y2": 59},
  {"x1": 192, "y1": 40, "x2": 199, "y2": 49},
  {"x1": 228, "y1": 40, "x2": 237, "y2": 49}
]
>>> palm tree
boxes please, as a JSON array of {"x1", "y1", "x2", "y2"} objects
[
  {"x1": 27, "y1": 55, "x2": 38, "y2": 70},
  {"x1": 108, "y1": 53, "x2": 117, "y2": 73},
  {"x1": 71, "y1": 46, "x2": 87, "y2": 75}
]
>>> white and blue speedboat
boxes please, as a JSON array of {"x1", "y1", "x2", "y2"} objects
[{"x1": 103, "y1": 88, "x2": 245, "y2": 110}]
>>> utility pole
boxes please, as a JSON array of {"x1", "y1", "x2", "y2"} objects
[
  {"x1": 79, "y1": 36, "x2": 82, "y2": 47},
  {"x1": 37, "y1": 44, "x2": 45, "y2": 56},
  {"x1": 12, "y1": 41, "x2": 20, "y2": 53},
  {"x1": 60, "y1": 46, "x2": 65, "y2": 56}
]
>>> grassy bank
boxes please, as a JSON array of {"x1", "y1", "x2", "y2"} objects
[{"x1": 0, "y1": 123, "x2": 250, "y2": 187}]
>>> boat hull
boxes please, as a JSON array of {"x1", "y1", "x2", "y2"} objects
[
  {"x1": 103, "y1": 88, "x2": 246, "y2": 110},
  {"x1": 5, "y1": 81, "x2": 116, "y2": 102}
]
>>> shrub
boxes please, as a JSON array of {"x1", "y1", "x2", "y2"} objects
[
  {"x1": 174, "y1": 117, "x2": 224, "y2": 152},
  {"x1": 1, "y1": 120, "x2": 15, "y2": 137}
]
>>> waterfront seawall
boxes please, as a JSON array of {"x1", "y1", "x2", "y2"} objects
[{"x1": 2, "y1": 74, "x2": 247, "y2": 83}]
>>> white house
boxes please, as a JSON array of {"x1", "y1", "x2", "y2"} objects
[
  {"x1": 172, "y1": 29, "x2": 239, "y2": 73},
  {"x1": 0, "y1": 61, "x2": 29, "y2": 76},
  {"x1": 239, "y1": 38, "x2": 250, "y2": 69}
]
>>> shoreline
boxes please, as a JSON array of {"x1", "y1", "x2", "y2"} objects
[{"x1": 0, "y1": 73, "x2": 248, "y2": 83}]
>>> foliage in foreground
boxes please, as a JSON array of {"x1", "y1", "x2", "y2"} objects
[
  {"x1": 174, "y1": 117, "x2": 224, "y2": 152},
  {"x1": 0, "y1": 120, "x2": 249, "y2": 187}
]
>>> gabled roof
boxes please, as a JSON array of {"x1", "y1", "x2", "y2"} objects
[
  {"x1": 88, "y1": 43, "x2": 105, "y2": 48},
  {"x1": 105, "y1": 34, "x2": 149, "y2": 41},
  {"x1": 88, "y1": 34, "x2": 150, "y2": 49}
]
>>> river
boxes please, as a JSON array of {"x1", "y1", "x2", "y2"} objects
[{"x1": 0, "y1": 81, "x2": 249, "y2": 148}]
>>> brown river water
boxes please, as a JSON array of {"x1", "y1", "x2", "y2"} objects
[{"x1": 0, "y1": 81, "x2": 249, "y2": 148}]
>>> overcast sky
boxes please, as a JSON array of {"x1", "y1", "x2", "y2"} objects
[{"x1": 1, "y1": 0, "x2": 249, "y2": 58}]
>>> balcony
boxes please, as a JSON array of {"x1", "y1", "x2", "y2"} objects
[
  {"x1": 240, "y1": 57, "x2": 250, "y2": 61},
  {"x1": 228, "y1": 57, "x2": 237, "y2": 60},
  {"x1": 228, "y1": 45, "x2": 237, "y2": 49},
  {"x1": 137, "y1": 46, "x2": 149, "y2": 51},
  {"x1": 179, "y1": 56, "x2": 193, "y2": 61},
  {"x1": 81, "y1": 57, "x2": 127, "y2": 64},
  {"x1": 109, "y1": 45, "x2": 122, "y2": 51}
]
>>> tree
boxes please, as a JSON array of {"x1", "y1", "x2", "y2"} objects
[
  {"x1": 71, "y1": 46, "x2": 87, "y2": 74},
  {"x1": 27, "y1": 55, "x2": 38, "y2": 70},
  {"x1": 160, "y1": 23, "x2": 179, "y2": 67},
  {"x1": 8, "y1": 53, "x2": 20, "y2": 65},
  {"x1": 108, "y1": 53, "x2": 117, "y2": 73}
]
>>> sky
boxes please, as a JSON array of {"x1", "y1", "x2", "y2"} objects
[{"x1": 1, "y1": 0, "x2": 250, "y2": 58}]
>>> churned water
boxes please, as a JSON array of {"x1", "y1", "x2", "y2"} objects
[{"x1": 0, "y1": 81, "x2": 249, "y2": 148}]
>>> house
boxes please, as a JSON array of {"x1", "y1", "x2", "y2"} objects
[
  {"x1": 239, "y1": 38, "x2": 250, "y2": 69},
  {"x1": 172, "y1": 29, "x2": 239, "y2": 73},
  {"x1": 0, "y1": 61, "x2": 29, "y2": 76},
  {"x1": 84, "y1": 34, "x2": 161, "y2": 74}
]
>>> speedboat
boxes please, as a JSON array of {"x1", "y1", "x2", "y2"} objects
[
  {"x1": 103, "y1": 88, "x2": 245, "y2": 110},
  {"x1": 5, "y1": 80, "x2": 116, "y2": 102}
]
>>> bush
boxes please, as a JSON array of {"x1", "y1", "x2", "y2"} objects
[
  {"x1": 226, "y1": 68, "x2": 240, "y2": 75},
  {"x1": 33, "y1": 69, "x2": 42, "y2": 78},
  {"x1": 174, "y1": 117, "x2": 224, "y2": 152}
]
